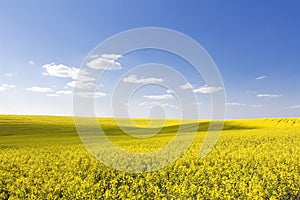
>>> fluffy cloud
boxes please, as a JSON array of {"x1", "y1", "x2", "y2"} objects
[
  {"x1": 143, "y1": 94, "x2": 173, "y2": 100},
  {"x1": 179, "y1": 83, "x2": 193, "y2": 90},
  {"x1": 29, "y1": 61, "x2": 35, "y2": 65},
  {"x1": 166, "y1": 89, "x2": 174, "y2": 94},
  {"x1": 193, "y1": 85, "x2": 223, "y2": 94},
  {"x1": 42, "y1": 63, "x2": 96, "y2": 89},
  {"x1": 56, "y1": 90, "x2": 72, "y2": 95},
  {"x1": 75, "y1": 92, "x2": 107, "y2": 98},
  {"x1": 0, "y1": 84, "x2": 16, "y2": 91},
  {"x1": 101, "y1": 54, "x2": 122, "y2": 60},
  {"x1": 288, "y1": 105, "x2": 300, "y2": 109},
  {"x1": 27, "y1": 87, "x2": 53, "y2": 93},
  {"x1": 86, "y1": 54, "x2": 122, "y2": 70},
  {"x1": 46, "y1": 90, "x2": 73, "y2": 97},
  {"x1": 42, "y1": 63, "x2": 80, "y2": 79},
  {"x1": 46, "y1": 94, "x2": 59, "y2": 97},
  {"x1": 139, "y1": 101, "x2": 178, "y2": 109},
  {"x1": 66, "y1": 81, "x2": 95, "y2": 89},
  {"x1": 123, "y1": 75, "x2": 163, "y2": 84},
  {"x1": 257, "y1": 94, "x2": 282, "y2": 98},
  {"x1": 256, "y1": 75, "x2": 267, "y2": 80}
]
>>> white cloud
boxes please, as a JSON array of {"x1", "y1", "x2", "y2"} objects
[
  {"x1": 46, "y1": 94, "x2": 59, "y2": 97},
  {"x1": 46, "y1": 90, "x2": 73, "y2": 97},
  {"x1": 66, "y1": 81, "x2": 95, "y2": 89},
  {"x1": 193, "y1": 85, "x2": 223, "y2": 94},
  {"x1": 75, "y1": 92, "x2": 106, "y2": 98},
  {"x1": 225, "y1": 102, "x2": 246, "y2": 106},
  {"x1": 288, "y1": 105, "x2": 300, "y2": 109},
  {"x1": 29, "y1": 61, "x2": 35, "y2": 65},
  {"x1": 42, "y1": 63, "x2": 95, "y2": 89},
  {"x1": 101, "y1": 54, "x2": 122, "y2": 60},
  {"x1": 86, "y1": 54, "x2": 122, "y2": 70},
  {"x1": 143, "y1": 94, "x2": 173, "y2": 100},
  {"x1": 42, "y1": 63, "x2": 80, "y2": 79},
  {"x1": 139, "y1": 101, "x2": 178, "y2": 109},
  {"x1": 123, "y1": 75, "x2": 163, "y2": 84},
  {"x1": 71, "y1": 74, "x2": 96, "y2": 89},
  {"x1": 56, "y1": 90, "x2": 72, "y2": 95},
  {"x1": 75, "y1": 73, "x2": 95, "y2": 82},
  {"x1": 257, "y1": 94, "x2": 282, "y2": 98},
  {"x1": 166, "y1": 89, "x2": 174, "y2": 94},
  {"x1": 0, "y1": 84, "x2": 16, "y2": 91},
  {"x1": 2, "y1": 84, "x2": 15, "y2": 89},
  {"x1": 139, "y1": 102, "x2": 160, "y2": 107},
  {"x1": 256, "y1": 75, "x2": 267, "y2": 80},
  {"x1": 27, "y1": 87, "x2": 53, "y2": 93},
  {"x1": 179, "y1": 83, "x2": 193, "y2": 90}
]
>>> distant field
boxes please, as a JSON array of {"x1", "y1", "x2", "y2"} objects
[{"x1": 0, "y1": 115, "x2": 300, "y2": 199}]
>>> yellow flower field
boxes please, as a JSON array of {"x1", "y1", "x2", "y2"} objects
[{"x1": 0, "y1": 115, "x2": 299, "y2": 199}]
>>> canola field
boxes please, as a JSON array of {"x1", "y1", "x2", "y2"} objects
[{"x1": 0, "y1": 115, "x2": 300, "y2": 199}]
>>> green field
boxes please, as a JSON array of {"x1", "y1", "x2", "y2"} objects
[{"x1": 0, "y1": 115, "x2": 300, "y2": 199}]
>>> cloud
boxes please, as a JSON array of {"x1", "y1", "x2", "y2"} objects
[
  {"x1": 76, "y1": 74, "x2": 95, "y2": 82},
  {"x1": 46, "y1": 94, "x2": 59, "y2": 97},
  {"x1": 70, "y1": 74, "x2": 96, "y2": 89},
  {"x1": 42, "y1": 63, "x2": 80, "y2": 79},
  {"x1": 123, "y1": 75, "x2": 163, "y2": 84},
  {"x1": 256, "y1": 75, "x2": 267, "y2": 80},
  {"x1": 46, "y1": 90, "x2": 73, "y2": 97},
  {"x1": 101, "y1": 54, "x2": 122, "y2": 60},
  {"x1": 75, "y1": 92, "x2": 107, "y2": 98},
  {"x1": 0, "y1": 84, "x2": 16, "y2": 91},
  {"x1": 257, "y1": 94, "x2": 282, "y2": 98},
  {"x1": 86, "y1": 54, "x2": 122, "y2": 70},
  {"x1": 29, "y1": 61, "x2": 35, "y2": 65},
  {"x1": 143, "y1": 94, "x2": 174, "y2": 100},
  {"x1": 56, "y1": 90, "x2": 72, "y2": 95},
  {"x1": 42, "y1": 63, "x2": 96, "y2": 89},
  {"x1": 66, "y1": 81, "x2": 95, "y2": 89},
  {"x1": 225, "y1": 102, "x2": 246, "y2": 106},
  {"x1": 179, "y1": 83, "x2": 193, "y2": 90},
  {"x1": 193, "y1": 85, "x2": 223, "y2": 94},
  {"x1": 2, "y1": 84, "x2": 15, "y2": 89},
  {"x1": 27, "y1": 87, "x2": 53, "y2": 93},
  {"x1": 139, "y1": 101, "x2": 178, "y2": 109},
  {"x1": 288, "y1": 105, "x2": 300, "y2": 109},
  {"x1": 166, "y1": 89, "x2": 174, "y2": 94}
]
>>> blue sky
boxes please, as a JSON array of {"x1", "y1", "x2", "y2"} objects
[{"x1": 0, "y1": 0, "x2": 300, "y2": 119}]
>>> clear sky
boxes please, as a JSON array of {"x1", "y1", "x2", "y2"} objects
[{"x1": 0, "y1": 0, "x2": 300, "y2": 119}]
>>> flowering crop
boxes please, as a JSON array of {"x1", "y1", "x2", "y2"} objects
[{"x1": 0, "y1": 115, "x2": 299, "y2": 199}]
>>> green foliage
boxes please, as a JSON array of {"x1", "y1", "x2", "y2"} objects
[{"x1": 0, "y1": 115, "x2": 300, "y2": 199}]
